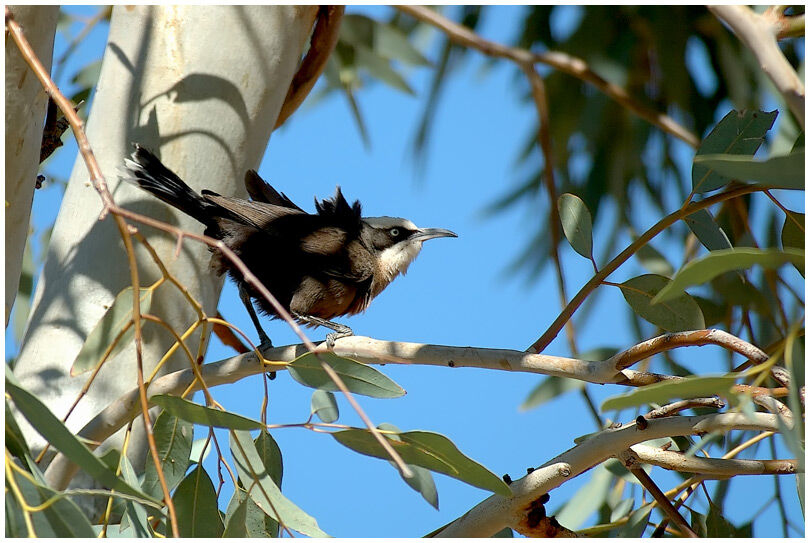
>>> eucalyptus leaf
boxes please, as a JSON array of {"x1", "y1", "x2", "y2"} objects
[
  {"x1": 332, "y1": 427, "x2": 510, "y2": 496},
  {"x1": 635, "y1": 243, "x2": 674, "y2": 276},
  {"x1": 378, "y1": 423, "x2": 439, "y2": 508},
  {"x1": 781, "y1": 211, "x2": 804, "y2": 251},
  {"x1": 142, "y1": 410, "x2": 193, "y2": 498},
  {"x1": 653, "y1": 248, "x2": 804, "y2": 303},
  {"x1": 521, "y1": 376, "x2": 585, "y2": 411},
  {"x1": 621, "y1": 274, "x2": 705, "y2": 332},
  {"x1": 557, "y1": 193, "x2": 594, "y2": 260},
  {"x1": 311, "y1": 390, "x2": 339, "y2": 423},
  {"x1": 71, "y1": 286, "x2": 152, "y2": 375},
  {"x1": 173, "y1": 467, "x2": 223, "y2": 537},
  {"x1": 601, "y1": 375, "x2": 737, "y2": 412},
  {"x1": 150, "y1": 394, "x2": 264, "y2": 430},
  {"x1": 288, "y1": 352, "x2": 405, "y2": 398},
  {"x1": 230, "y1": 430, "x2": 327, "y2": 537},
  {"x1": 693, "y1": 150, "x2": 804, "y2": 190},
  {"x1": 683, "y1": 209, "x2": 733, "y2": 252},
  {"x1": 5, "y1": 369, "x2": 161, "y2": 508},
  {"x1": 692, "y1": 109, "x2": 777, "y2": 193}
]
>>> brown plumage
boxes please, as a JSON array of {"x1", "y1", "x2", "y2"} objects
[{"x1": 123, "y1": 144, "x2": 457, "y2": 347}]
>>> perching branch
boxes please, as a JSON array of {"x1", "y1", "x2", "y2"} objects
[
  {"x1": 395, "y1": 5, "x2": 700, "y2": 148},
  {"x1": 709, "y1": 5, "x2": 805, "y2": 129},
  {"x1": 44, "y1": 331, "x2": 789, "y2": 490},
  {"x1": 435, "y1": 412, "x2": 784, "y2": 537},
  {"x1": 630, "y1": 443, "x2": 798, "y2": 477}
]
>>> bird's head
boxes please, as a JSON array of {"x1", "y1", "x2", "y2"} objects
[{"x1": 361, "y1": 217, "x2": 457, "y2": 283}]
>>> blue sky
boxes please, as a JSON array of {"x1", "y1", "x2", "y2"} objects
[{"x1": 8, "y1": 5, "x2": 804, "y2": 537}]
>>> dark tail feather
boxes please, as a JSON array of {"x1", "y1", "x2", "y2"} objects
[{"x1": 122, "y1": 144, "x2": 213, "y2": 225}]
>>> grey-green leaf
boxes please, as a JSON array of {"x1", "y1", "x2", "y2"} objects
[
  {"x1": 288, "y1": 352, "x2": 405, "y2": 398},
  {"x1": 311, "y1": 390, "x2": 339, "y2": 423},
  {"x1": 173, "y1": 467, "x2": 223, "y2": 537},
  {"x1": 653, "y1": 248, "x2": 805, "y2": 303},
  {"x1": 635, "y1": 243, "x2": 675, "y2": 276},
  {"x1": 692, "y1": 109, "x2": 777, "y2": 193},
  {"x1": 119, "y1": 455, "x2": 153, "y2": 537},
  {"x1": 621, "y1": 274, "x2": 705, "y2": 332},
  {"x1": 71, "y1": 286, "x2": 152, "y2": 375},
  {"x1": 150, "y1": 394, "x2": 264, "y2": 430},
  {"x1": 224, "y1": 488, "x2": 276, "y2": 537},
  {"x1": 601, "y1": 375, "x2": 737, "y2": 412},
  {"x1": 5, "y1": 369, "x2": 161, "y2": 508},
  {"x1": 143, "y1": 410, "x2": 193, "y2": 498},
  {"x1": 230, "y1": 430, "x2": 327, "y2": 537},
  {"x1": 693, "y1": 150, "x2": 804, "y2": 190},
  {"x1": 683, "y1": 209, "x2": 733, "y2": 252},
  {"x1": 331, "y1": 428, "x2": 511, "y2": 496},
  {"x1": 781, "y1": 211, "x2": 804, "y2": 251},
  {"x1": 378, "y1": 423, "x2": 439, "y2": 508},
  {"x1": 557, "y1": 193, "x2": 594, "y2": 260},
  {"x1": 521, "y1": 376, "x2": 585, "y2": 412}
]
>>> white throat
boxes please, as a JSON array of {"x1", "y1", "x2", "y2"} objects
[{"x1": 377, "y1": 240, "x2": 423, "y2": 284}]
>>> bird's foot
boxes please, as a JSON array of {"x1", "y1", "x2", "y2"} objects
[{"x1": 325, "y1": 326, "x2": 353, "y2": 349}]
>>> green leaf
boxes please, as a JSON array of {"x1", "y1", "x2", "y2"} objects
[
  {"x1": 781, "y1": 211, "x2": 804, "y2": 250},
  {"x1": 618, "y1": 502, "x2": 654, "y2": 537},
  {"x1": 189, "y1": 438, "x2": 212, "y2": 465},
  {"x1": 610, "y1": 497, "x2": 634, "y2": 522},
  {"x1": 230, "y1": 430, "x2": 327, "y2": 537},
  {"x1": 635, "y1": 242, "x2": 675, "y2": 276},
  {"x1": 693, "y1": 150, "x2": 804, "y2": 190},
  {"x1": 118, "y1": 455, "x2": 153, "y2": 537},
  {"x1": 287, "y1": 352, "x2": 405, "y2": 398},
  {"x1": 5, "y1": 368, "x2": 161, "y2": 508},
  {"x1": 223, "y1": 488, "x2": 276, "y2": 537},
  {"x1": 354, "y1": 44, "x2": 415, "y2": 95},
  {"x1": 653, "y1": 248, "x2": 805, "y2": 303},
  {"x1": 341, "y1": 14, "x2": 430, "y2": 66},
  {"x1": 142, "y1": 410, "x2": 193, "y2": 498},
  {"x1": 601, "y1": 375, "x2": 737, "y2": 412},
  {"x1": 150, "y1": 395, "x2": 264, "y2": 430},
  {"x1": 71, "y1": 286, "x2": 153, "y2": 375},
  {"x1": 311, "y1": 390, "x2": 339, "y2": 423},
  {"x1": 173, "y1": 467, "x2": 223, "y2": 537},
  {"x1": 692, "y1": 109, "x2": 778, "y2": 193},
  {"x1": 332, "y1": 428, "x2": 511, "y2": 496},
  {"x1": 706, "y1": 502, "x2": 735, "y2": 537},
  {"x1": 621, "y1": 274, "x2": 705, "y2": 332},
  {"x1": 520, "y1": 376, "x2": 585, "y2": 411},
  {"x1": 5, "y1": 463, "x2": 96, "y2": 538},
  {"x1": 690, "y1": 508, "x2": 708, "y2": 537},
  {"x1": 557, "y1": 193, "x2": 594, "y2": 260},
  {"x1": 683, "y1": 209, "x2": 733, "y2": 252},
  {"x1": 554, "y1": 464, "x2": 612, "y2": 529},
  {"x1": 378, "y1": 423, "x2": 439, "y2": 509}
]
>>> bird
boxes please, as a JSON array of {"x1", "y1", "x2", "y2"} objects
[{"x1": 122, "y1": 144, "x2": 457, "y2": 348}]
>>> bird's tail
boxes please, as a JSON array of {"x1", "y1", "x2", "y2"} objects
[{"x1": 122, "y1": 144, "x2": 214, "y2": 225}]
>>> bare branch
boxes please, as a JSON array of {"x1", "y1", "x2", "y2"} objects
[
  {"x1": 395, "y1": 5, "x2": 700, "y2": 148},
  {"x1": 434, "y1": 413, "x2": 782, "y2": 537},
  {"x1": 645, "y1": 397, "x2": 726, "y2": 419},
  {"x1": 709, "y1": 5, "x2": 804, "y2": 129},
  {"x1": 631, "y1": 443, "x2": 799, "y2": 477}
]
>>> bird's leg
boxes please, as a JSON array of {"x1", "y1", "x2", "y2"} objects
[
  {"x1": 238, "y1": 284, "x2": 273, "y2": 351},
  {"x1": 291, "y1": 312, "x2": 353, "y2": 348}
]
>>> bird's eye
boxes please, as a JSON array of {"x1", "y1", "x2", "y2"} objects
[{"x1": 390, "y1": 228, "x2": 400, "y2": 237}]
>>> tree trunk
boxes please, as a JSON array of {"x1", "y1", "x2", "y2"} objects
[
  {"x1": 5, "y1": 5, "x2": 59, "y2": 325},
  {"x1": 14, "y1": 5, "x2": 317, "y2": 481}
]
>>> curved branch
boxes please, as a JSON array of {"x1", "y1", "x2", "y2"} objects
[
  {"x1": 395, "y1": 5, "x2": 700, "y2": 148},
  {"x1": 434, "y1": 412, "x2": 782, "y2": 537},
  {"x1": 630, "y1": 444, "x2": 798, "y2": 477},
  {"x1": 608, "y1": 329, "x2": 768, "y2": 371},
  {"x1": 709, "y1": 5, "x2": 805, "y2": 129},
  {"x1": 275, "y1": 5, "x2": 345, "y2": 129},
  {"x1": 44, "y1": 333, "x2": 788, "y2": 490}
]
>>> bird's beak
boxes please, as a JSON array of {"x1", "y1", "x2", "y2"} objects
[{"x1": 412, "y1": 227, "x2": 458, "y2": 242}]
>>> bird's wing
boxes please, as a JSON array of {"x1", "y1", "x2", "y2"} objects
[
  {"x1": 319, "y1": 239, "x2": 376, "y2": 284},
  {"x1": 202, "y1": 190, "x2": 303, "y2": 229},
  {"x1": 244, "y1": 170, "x2": 304, "y2": 211}
]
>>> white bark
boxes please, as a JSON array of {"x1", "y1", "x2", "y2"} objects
[
  {"x1": 14, "y1": 6, "x2": 317, "y2": 473},
  {"x1": 5, "y1": 5, "x2": 59, "y2": 325}
]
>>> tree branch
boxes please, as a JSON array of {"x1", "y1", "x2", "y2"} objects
[
  {"x1": 709, "y1": 5, "x2": 805, "y2": 129},
  {"x1": 395, "y1": 5, "x2": 700, "y2": 148},
  {"x1": 434, "y1": 412, "x2": 782, "y2": 537},
  {"x1": 630, "y1": 443, "x2": 798, "y2": 477}
]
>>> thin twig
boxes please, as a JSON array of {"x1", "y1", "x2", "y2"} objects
[
  {"x1": 645, "y1": 398, "x2": 726, "y2": 419},
  {"x1": 618, "y1": 449, "x2": 698, "y2": 537},
  {"x1": 528, "y1": 184, "x2": 766, "y2": 353},
  {"x1": 395, "y1": 5, "x2": 700, "y2": 148}
]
